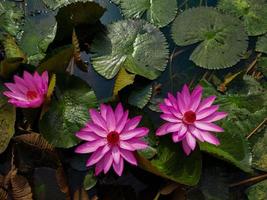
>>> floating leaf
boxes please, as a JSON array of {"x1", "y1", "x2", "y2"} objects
[
  {"x1": 112, "y1": 0, "x2": 177, "y2": 27},
  {"x1": 39, "y1": 75, "x2": 98, "y2": 148},
  {"x1": 129, "y1": 84, "x2": 152, "y2": 109},
  {"x1": 11, "y1": 171, "x2": 33, "y2": 200},
  {"x1": 38, "y1": 45, "x2": 74, "y2": 73},
  {"x1": 18, "y1": 12, "x2": 57, "y2": 65},
  {"x1": 246, "y1": 179, "x2": 267, "y2": 200},
  {"x1": 113, "y1": 68, "x2": 135, "y2": 96},
  {"x1": 256, "y1": 34, "x2": 267, "y2": 53},
  {"x1": 14, "y1": 133, "x2": 54, "y2": 152},
  {"x1": 91, "y1": 19, "x2": 169, "y2": 80},
  {"x1": 83, "y1": 170, "x2": 97, "y2": 191},
  {"x1": 42, "y1": 0, "x2": 89, "y2": 10},
  {"x1": 2, "y1": 35, "x2": 26, "y2": 59},
  {"x1": 0, "y1": 84, "x2": 16, "y2": 154},
  {"x1": 172, "y1": 7, "x2": 248, "y2": 69},
  {"x1": 218, "y1": 0, "x2": 267, "y2": 36},
  {"x1": 0, "y1": 1, "x2": 23, "y2": 36}
]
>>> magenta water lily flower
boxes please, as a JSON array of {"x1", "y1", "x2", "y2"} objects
[
  {"x1": 75, "y1": 103, "x2": 149, "y2": 176},
  {"x1": 3, "y1": 71, "x2": 49, "y2": 108},
  {"x1": 156, "y1": 84, "x2": 228, "y2": 155}
]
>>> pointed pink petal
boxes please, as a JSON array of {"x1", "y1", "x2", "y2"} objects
[
  {"x1": 115, "y1": 103, "x2": 124, "y2": 123},
  {"x1": 127, "y1": 139, "x2": 148, "y2": 150},
  {"x1": 194, "y1": 121, "x2": 224, "y2": 132},
  {"x1": 159, "y1": 103, "x2": 172, "y2": 114},
  {"x1": 189, "y1": 125, "x2": 204, "y2": 142},
  {"x1": 116, "y1": 110, "x2": 129, "y2": 133},
  {"x1": 172, "y1": 131, "x2": 186, "y2": 142},
  {"x1": 119, "y1": 141, "x2": 135, "y2": 151},
  {"x1": 177, "y1": 92, "x2": 187, "y2": 114},
  {"x1": 120, "y1": 149, "x2": 137, "y2": 166},
  {"x1": 75, "y1": 140, "x2": 106, "y2": 154},
  {"x1": 182, "y1": 139, "x2": 191, "y2": 155},
  {"x1": 95, "y1": 157, "x2": 104, "y2": 175},
  {"x1": 123, "y1": 116, "x2": 142, "y2": 131},
  {"x1": 201, "y1": 132, "x2": 220, "y2": 145},
  {"x1": 181, "y1": 84, "x2": 191, "y2": 108},
  {"x1": 41, "y1": 71, "x2": 49, "y2": 87},
  {"x1": 196, "y1": 105, "x2": 219, "y2": 120},
  {"x1": 103, "y1": 151, "x2": 113, "y2": 174},
  {"x1": 197, "y1": 96, "x2": 216, "y2": 112},
  {"x1": 166, "y1": 123, "x2": 183, "y2": 133},
  {"x1": 14, "y1": 75, "x2": 28, "y2": 88},
  {"x1": 23, "y1": 71, "x2": 38, "y2": 91},
  {"x1": 112, "y1": 146, "x2": 120, "y2": 164},
  {"x1": 168, "y1": 106, "x2": 183, "y2": 119},
  {"x1": 160, "y1": 114, "x2": 180, "y2": 123},
  {"x1": 3, "y1": 91, "x2": 27, "y2": 101},
  {"x1": 34, "y1": 72, "x2": 44, "y2": 93},
  {"x1": 164, "y1": 98, "x2": 172, "y2": 107},
  {"x1": 120, "y1": 128, "x2": 149, "y2": 140},
  {"x1": 86, "y1": 145, "x2": 110, "y2": 166},
  {"x1": 87, "y1": 122, "x2": 107, "y2": 137},
  {"x1": 89, "y1": 109, "x2": 108, "y2": 130},
  {"x1": 186, "y1": 133, "x2": 196, "y2": 150},
  {"x1": 106, "y1": 105, "x2": 116, "y2": 131},
  {"x1": 167, "y1": 93, "x2": 179, "y2": 110},
  {"x1": 75, "y1": 131, "x2": 100, "y2": 141},
  {"x1": 5, "y1": 83, "x2": 25, "y2": 95},
  {"x1": 156, "y1": 123, "x2": 170, "y2": 136},
  {"x1": 202, "y1": 112, "x2": 228, "y2": 122},
  {"x1": 113, "y1": 157, "x2": 124, "y2": 176},
  {"x1": 100, "y1": 104, "x2": 108, "y2": 120},
  {"x1": 190, "y1": 85, "x2": 202, "y2": 111}
]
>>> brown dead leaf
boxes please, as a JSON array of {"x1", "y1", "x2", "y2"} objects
[
  {"x1": 73, "y1": 188, "x2": 90, "y2": 200},
  {"x1": 0, "y1": 187, "x2": 8, "y2": 200},
  {"x1": 56, "y1": 167, "x2": 71, "y2": 200}
]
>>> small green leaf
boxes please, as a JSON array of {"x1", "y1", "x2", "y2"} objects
[
  {"x1": 129, "y1": 84, "x2": 152, "y2": 109},
  {"x1": 1, "y1": 34, "x2": 26, "y2": 59},
  {"x1": 256, "y1": 34, "x2": 267, "y2": 53},
  {"x1": 172, "y1": 7, "x2": 248, "y2": 69},
  {"x1": 91, "y1": 19, "x2": 169, "y2": 80},
  {"x1": 18, "y1": 13, "x2": 57, "y2": 65},
  {"x1": 83, "y1": 170, "x2": 97, "y2": 191},
  {"x1": 138, "y1": 145, "x2": 157, "y2": 160},
  {"x1": 112, "y1": 0, "x2": 177, "y2": 27},
  {"x1": 39, "y1": 75, "x2": 98, "y2": 148},
  {"x1": 0, "y1": 1, "x2": 23, "y2": 36},
  {"x1": 113, "y1": 68, "x2": 135, "y2": 96},
  {"x1": 246, "y1": 179, "x2": 267, "y2": 200},
  {"x1": 0, "y1": 83, "x2": 16, "y2": 154},
  {"x1": 218, "y1": 0, "x2": 267, "y2": 36}
]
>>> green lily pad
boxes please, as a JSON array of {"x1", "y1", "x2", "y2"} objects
[
  {"x1": 91, "y1": 19, "x2": 169, "y2": 80},
  {"x1": 83, "y1": 170, "x2": 97, "y2": 190},
  {"x1": 0, "y1": 83, "x2": 16, "y2": 154},
  {"x1": 112, "y1": 0, "x2": 177, "y2": 27},
  {"x1": 256, "y1": 34, "x2": 267, "y2": 53},
  {"x1": 218, "y1": 0, "x2": 267, "y2": 36},
  {"x1": 0, "y1": 1, "x2": 23, "y2": 36},
  {"x1": 246, "y1": 179, "x2": 267, "y2": 200},
  {"x1": 172, "y1": 7, "x2": 248, "y2": 69},
  {"x1": 39, "y1": 75, "x2": 98, "y2": 148},
  {"x1": 129, "y1": 84, "x2": 152, "y2": 109}
]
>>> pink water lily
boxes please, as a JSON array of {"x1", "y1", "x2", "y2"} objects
[
  {"x1": 3, "y1": 71, "x2": 49, "y2": 108},
  {"x1": 75, "y1": 103, "x2": 149, "y2": 176},
  {"x1": 156, "y1": 84, "x2": 227, "y2": 155}
]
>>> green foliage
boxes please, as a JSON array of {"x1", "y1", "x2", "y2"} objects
[
  {"x1": 256, "y1": 34, "x2": 267, "y2": 53},
  {"x1": 129, "y1": 84, "x2": 152, "y2": 109},
  {"x1": 83, "y1": 170, "x2": 97, "y2": 190},
  {"x1": 39, "y1": 75, "x2": 98, "y2": 148},
  {"x1": 0, "y1": 83, "x2": 16, "y2": 154},
  {"x1": 91, "y1": 19, "x2": 169, "y2": 80},
  {"x1": 0, "y1": 1, "x2": 23, "y2": 36},
  {"x1": 218, "y1": 0, "x2": 267, "y2": 36},
  {"x1": 246, "y1": 179, "x2": 267, "y2": 200},
  {"x1": 172, "y1": 7, "x2": 248, "y2": 69},
  {"x1": 112, "y1": 0, "x2": 177, "y2": 27}
]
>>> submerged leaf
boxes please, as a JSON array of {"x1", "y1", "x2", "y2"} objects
[
  {"x1": 0, "y1": 1, "x2": 23, "y2": 36},
  {"x1": 246, "y1": 179, "x2": 267, "y2": 200},
  {"x1": 113, "y1": 68, "x2": 135, "y2": 96},
  {"x1": 172, "y1": 7, "x2": 248, "y2": 69},
  {"x1": 256, "y1": 34, "x2": 267, "y2": 53},
  {"x1": 39, "y1": 75, "x2": 98, "y2": 148},
  {"x1": 11, "y1": 171, "x2": 33, "y2": 200},
  {"x1": 129, "y1": 84, "x2": 152, "y2": 109},
  {"x1": 112, "y1": 0, "x2": 177, "y2": 27},
  {"x1": 91, "y1": 19, "x2": 169, "y2": 80},
  {"x1": 218, "y1": 0, "x2": 267, "y2": 36},
  {"x1": 0, "y1": 84, "x2": 16, "y2": 154}
]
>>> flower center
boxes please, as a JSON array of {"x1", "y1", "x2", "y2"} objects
[
  {"x1": 26, "y1": 90, "x2": 38, "y2": 100},
  {"x1": 107, "y1": 131, "x2": 120, "y2": 146},
  {"x1": 183, "y1": 111, "x2": 196, "y2": 124}
]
